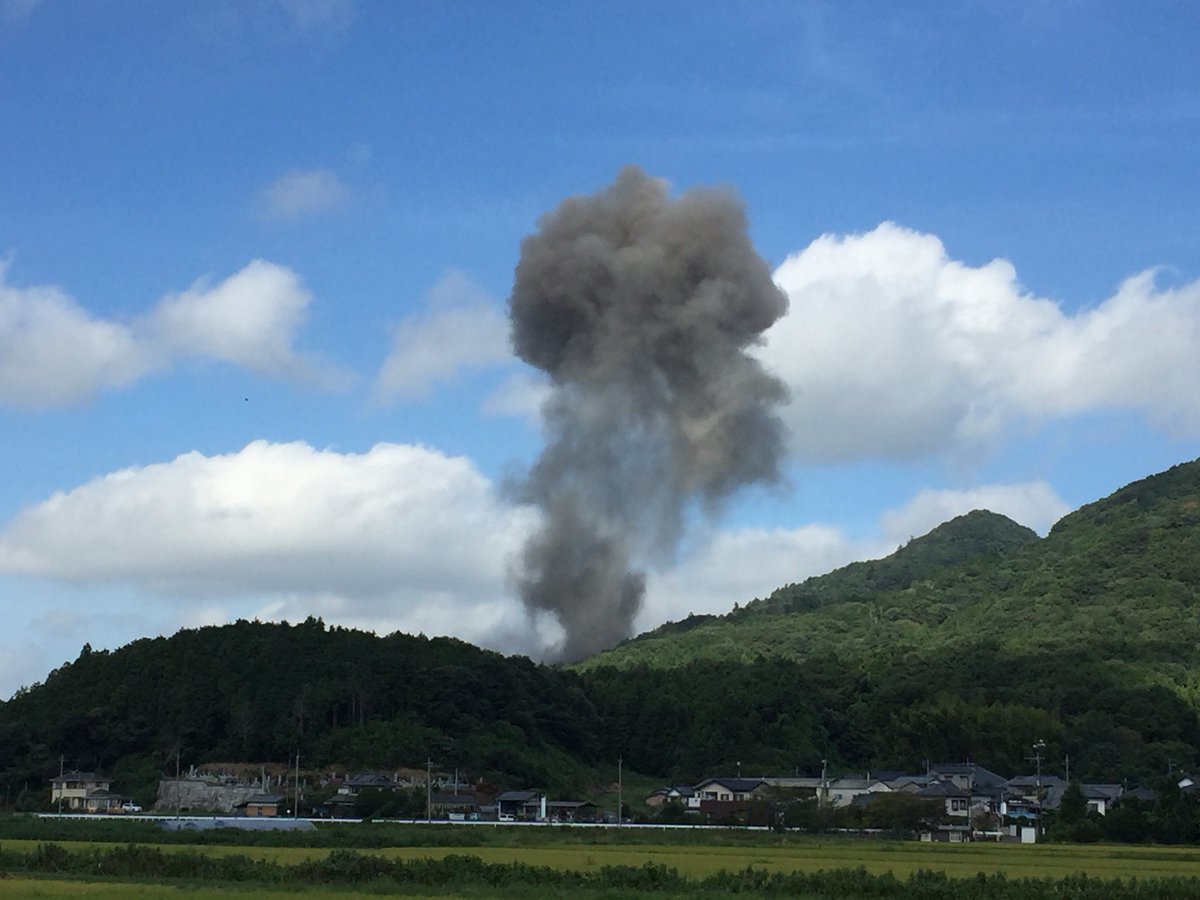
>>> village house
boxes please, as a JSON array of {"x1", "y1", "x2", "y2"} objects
[
  {"x1": 1082, "y1": 784, "x2": 1124, "y2": 816},
  {"x1": 644, "y1": 785, "x2": 695, "y2": 808},
  {"x1": 688, "y1": 777, "x2": 766, "y2": 808},
  {"x1": 495, "y1": 789, "x2": 541, "y2": 820},
  {"x1": 50, "y1": 771, "x2": 128, "y2": 813}
]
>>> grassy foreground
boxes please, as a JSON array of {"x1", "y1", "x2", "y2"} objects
[
  {"x1": 6, "y1": 837, "x2": 1200, "y2": 898},
  {"x1": 6, "y1": 834, "x2": 1200, "y2": 880}
]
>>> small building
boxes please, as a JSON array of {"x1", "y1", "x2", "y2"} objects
[
  {"x1": 824, "y1": 776, "x2": 891, "y2": 809},
  {"x1": 545, "y1": 800, "x2": 598, "y2": 823},
  {"x1": 1006, "y1": 774, "x2": 1067, "y2": 812},
  {"x1": 50, "y1": 771, "x2": 121, "y2": 811},
  {"x1": 915, "y1": 779, "x2": 970, "y2": 820},
  {"x1": 645, "y1": 785, "x2": 695, "y2": 808},
  {"x1": 1082, "y1": 784, "x2": 1123, "y2": 816},
  {"x1": 929, "y1": 762, "x2": 1008, "y2": 792},
  {"x1": 81, "y1": 788, "x2": 129, "y2": 813},
  {"x1": 495, "y1": 790, "x2": 541, "y2": 820},
  {"x1": 234, "y1": 794, "x2": 284, "y2": 817},
  {"x1": 430, "y1": 790, "x2": 480, "y2": 817},
  {"x1": 689, "y1": 777, "x2": 767, "y2": 808},
  {"x1": 337, "y1": 772, "x2": 397, "y2": 796}
]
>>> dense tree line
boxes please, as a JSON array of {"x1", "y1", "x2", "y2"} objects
[
  {"x1": 0, "y1": 619, "x2": 602, "y2": 802},
  {"x1": 580, "y1": 640, "x2": 1200, "y2": 784}
]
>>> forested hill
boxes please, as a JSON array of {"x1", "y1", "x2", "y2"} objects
[
  {"x1": 576, "y1": 458, "x2": 1200, "y2": 784},
  {"x1": 578, "y1": 458, "x2": 1200, "y2": 671},
  {"x1": 0, "y1": 620, "x2": 602, "y2": 798},
  {"x1": 625, "y1": 508, "x2": 1039, "y2": 644}
]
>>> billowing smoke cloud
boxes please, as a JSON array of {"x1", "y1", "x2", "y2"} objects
[{"x1": 508, "y1": 166, "x2": 789, "y2": 661}]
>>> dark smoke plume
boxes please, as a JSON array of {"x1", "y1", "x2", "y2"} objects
[{"x1": 509, "y1": 166, "x2": 788, "y2": 661}]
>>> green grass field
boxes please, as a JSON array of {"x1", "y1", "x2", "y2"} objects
[
  {"x1": 0, "y1": 880, "x2": 459, "y2": 899},
  {"x1": 5, "y1": 835, "x2": 1200, "y2": 881}
]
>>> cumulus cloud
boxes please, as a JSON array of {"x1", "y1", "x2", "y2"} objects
[
  {"x1": 0, "y1": 440, "x2": 544, "y2": 654},
  {"x1": 0, "y1": 271, "x2": 150, "y2": 407},
  {"x1": 763, "y1": 223, "x2": 1200, "y2": 461},
  {"x1": 639, "y1": 524, "x2": 873, "y2": 629},
  {"x1": 638, "y1": 478, "x2": 1069, "y2": 627},
  {"x1": 145, "y1": 259, "x2": 328, "y2": 380},
  {"x1": 0, "y1": 260, "x2": 340, "y2": 408},
  {"x1": 879, "y1": 481, "x2": 1070, "y2": 541},
  {"x1": 375, "y1": 272, "x2": 511, "y2": 403},
  {"x1": 255, "y1": 168, "x2": 350, "y2": 221},
  {"x1": 0, "y1": 440, "x2": 531, "y2": 595},
  {"x1": 481, "y1": 371, "x2": 551, "y2": 424},
  {"x1": 0, "y1": 434, "x2": 1068, "y2": 663}
]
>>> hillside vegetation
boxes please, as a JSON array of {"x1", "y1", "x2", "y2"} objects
[
  {"x1": 578, "y1": 459, "x2": 1200, "y2": 783},
  {"x1": 3, "y1": 459, "x2": 1200, "y2": 802},
  {"x1": 0, "y1": 621, "x2": 602, "y2": 803}
]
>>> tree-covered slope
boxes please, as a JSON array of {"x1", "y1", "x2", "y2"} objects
[
  {"x1": 754, "y1": 508, "x2": 1039, "y2": 614},
  {"x1": 576, "y1": 508, "x2": 1042, "y2": 670},
  {"x1": 577, "y1": 459, "x2": 1200, "y2": 784},
  {"x1": 0, "y1": 619, "x2": 602, "y2": 800},
  {"x1": 579, "y1": 461, "x2": 1200, "y2": 671}
]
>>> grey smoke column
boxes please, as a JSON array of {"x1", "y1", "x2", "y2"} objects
[{"x1": 509, "y1": 166, "x2": 788, "y2": 661}]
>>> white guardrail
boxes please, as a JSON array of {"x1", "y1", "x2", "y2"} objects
[{"x1": 34, "y1": 812, "x2": 769, "y2": 831}]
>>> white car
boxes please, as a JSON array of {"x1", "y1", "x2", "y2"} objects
[{"x1": 121, "y1": 802, "x2": 142, "y2": 813}]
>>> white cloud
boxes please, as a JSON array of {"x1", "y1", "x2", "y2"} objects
[
  {"x1": 0, "y1": 432, "x2": 1073, "y2": 669},
  {"x1": 145, "y1": 259, "x2": 331, "y2": 381},
  {"x1": 0, "y1": 440, "x2": 542, "y2": 655},
  {"x1": 638, "y1": 478, "x2": 1068, "y2": 627},
  {"x1": 0, "y1": 260, "x2": 341, "y2": 408},
  {"x1": 879, "y1": 481, "x2": 1070, "y2": 541},
  {"x1": 764, "y1": 223, "x2": 1200, "y2": 462},
  {"x1": 375, "y1": 272, "x2": 512, "y2": 403},
  {"x1": 255, "y1": 169, "x2": 350, "y2": 221},
  {"x1": 0, "y1": 270, "x2": 150, "y2": 407},
  {"x1": 482, "y1": 370, "x2": 550, "y2": 423},
  {"x1": 639, "y1": 524, "x2": 873, "y2": 629}
]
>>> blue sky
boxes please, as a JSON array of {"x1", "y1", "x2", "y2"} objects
[{"x1": 1, "y1": 1, "x2": 1199, "y2": 695}]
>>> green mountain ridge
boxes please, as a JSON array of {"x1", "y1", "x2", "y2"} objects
[
  {"x1": 615, "y1": 508, "x2": 1040, "y2": 649},
  {"x1": 577, "y1": 458, "x2": 1200, "y2": 782},
  {"x1": 579, "y1": 459, "x2": 1200, "y2": 673},
  {"x1": 3, "y1": 458, "x2": 1200, "y2": 802}
]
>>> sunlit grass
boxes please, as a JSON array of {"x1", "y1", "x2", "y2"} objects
[{"x1": 7, "y1": 835, "x2": 1200, "y2": 880}]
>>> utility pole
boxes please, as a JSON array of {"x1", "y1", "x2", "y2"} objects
[
  {"x1": 820, "y1": 759, "x2": 828, "y2": 808},
  {"x1": 174, "y1": 750, "x2": 181, "y2": 819},
  {"x1": 1065, "y1": 754, "x2": 1070, "y2": 785},
  {"x1": 294, "y1": 752, "x2": 300, "y2": 819},
  {"x1": 1027, "y1": 739, "x2": 1046, "y2": 835},
  {"x1": 426, "y1": 758, "x2": 434, "y2": 823},
  {"x1": 57, "y1": 755, "x2": 64, "y2": 814},
  {"x1": 617, "y1": 757, "x2": 623, "y2": 827}
]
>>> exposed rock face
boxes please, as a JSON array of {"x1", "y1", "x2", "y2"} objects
[{"x1": 155, "y1": 776, "x2": 282, "y2": 812}]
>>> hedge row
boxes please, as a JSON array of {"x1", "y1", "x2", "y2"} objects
[{"x1": 5, "y1": 844, "x2": 1200, "y2": 898}]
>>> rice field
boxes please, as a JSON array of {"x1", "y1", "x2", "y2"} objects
[{"x1": 5, "y1": 835, "x2": 1200, "y2": 881}]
